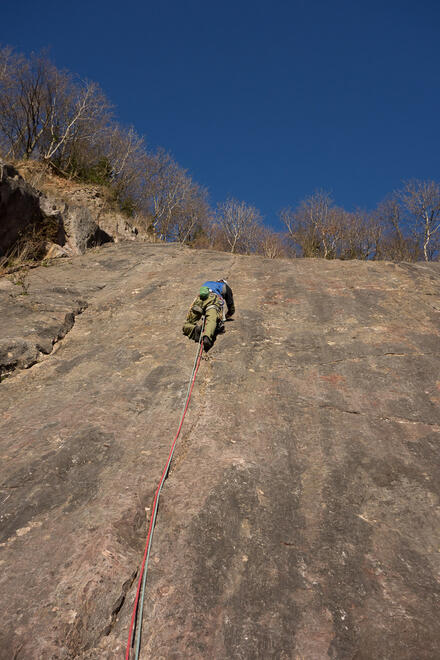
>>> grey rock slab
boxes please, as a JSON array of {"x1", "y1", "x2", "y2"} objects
[{"x1": 1, "y1": 247, "x2": 440, "y2": 658}]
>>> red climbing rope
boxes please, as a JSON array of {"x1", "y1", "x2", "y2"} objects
[{"x1": 125, "y1": 336, "x2": 205, "y2": 660}]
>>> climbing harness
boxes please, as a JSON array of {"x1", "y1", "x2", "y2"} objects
[{"x1": 125, "y1": 321, "x2": 205, "y2": 660}]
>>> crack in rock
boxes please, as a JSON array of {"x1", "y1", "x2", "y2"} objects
[
  {"x1": 0, "y1": 301, "x2": 88, "y2": 382},
  {"x1": 102, "y1": 570, "x2": 138, "y2": 638},
  {"x1": 305, "y1": 402, "x2": 440, "y2": 430},
  {"x1": 309, "y1": 351, "x2": 438, "y2": 367}
]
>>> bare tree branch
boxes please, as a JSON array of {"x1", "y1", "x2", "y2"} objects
[{"x1": 216, "y1": 198, "x2": 263, "y2": 253}]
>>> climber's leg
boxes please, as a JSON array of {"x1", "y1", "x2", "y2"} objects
[{"x1": 203, "y1": 306, "x2": 218, "y2": 342}]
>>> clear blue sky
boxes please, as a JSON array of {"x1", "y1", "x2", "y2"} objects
[{"x1": 2, "y1": 0, "x2": 440, "y2": 229}]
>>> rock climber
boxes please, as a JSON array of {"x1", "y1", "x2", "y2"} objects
[{"x1": 182, "y1": 279, "x2": 235, "y2": 352}]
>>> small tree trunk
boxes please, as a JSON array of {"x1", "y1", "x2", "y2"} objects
[{"x1": 423, "y1": 234, "x2": 429, "y2": 261}]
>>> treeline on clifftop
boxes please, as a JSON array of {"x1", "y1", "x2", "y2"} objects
[{"x1": 1, "y1": 46, "x2": 440, "y2": 262}]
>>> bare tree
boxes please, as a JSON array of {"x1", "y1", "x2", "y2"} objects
[
  {"x1": 303, "y1": 191, "x2": 337, "y2": 258},
  {"x1": 282, "y1": 195, "x2": 385, "y2": 260},
  {"x1": 399, "y1": 180, "x2": 440, "y2": 261},
  {"x1": 281, "y1": 192, "x2": 339, "y2": 258},
  {"x1": 336, "y1": 210, "x2": 381, "y2": 260},
  {"x1": 203, "y1": 221, "x2": 229, "y2": 252},
  {"x1": 216, "y1": 198, "x2": 263, "y2": 253},
  {"x1": 373, "y1": 198, "x2": 419, "y2": 261},
  {"x1": 106, "y1": 126, "x2": 144, "y2": 180},
  {"x1": 254, "y1": 226, "x2": 287, "y2": 258},
  {"x1": 139, "y1": 149, "x2": 194, "y2": 238},
  {"x1": 42, "y1": 78, "x2": 111, "y2": 165},
  {"x1": 0, "y1": 46, "x2": 12, "y2": 82},
  {"x1": 0, "y1": 47, "x2": 111, "y2": 168},
  {"x1": 281, "y1": 207, "x2": 317, "y2": 257},
  {"x1": 0, "y1": 49, "x2": 54, "y2": 159},
  {"x1": 173, "y1": 184, "x2": 211, "y2": 244},
  {"x1": 92, "y1": 125, "x2": 147, "y2": 210}
]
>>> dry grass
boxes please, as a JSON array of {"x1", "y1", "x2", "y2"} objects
[{"x1": 0, "y1": 216, "x2": 61, "y2": 274}]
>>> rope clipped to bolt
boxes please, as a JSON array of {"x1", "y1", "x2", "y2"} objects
[{"x1": 125, "y1": 320, "x2": 205, "y2": 660}]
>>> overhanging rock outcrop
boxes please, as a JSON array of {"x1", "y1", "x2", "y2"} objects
[
  {"x1": 0, "y1": 161, "x2": 46, "y2": 256},
  {"x1": 0, "y1": 161, "x2": 142, "y2": 260},
  {"x1": 1, "y1": 244, "x2": 440, "y2": 659}
]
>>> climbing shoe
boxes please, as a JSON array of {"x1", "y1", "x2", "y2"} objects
[
  {"x1": 217, "y1": 320, "x2": 225, "y2": 334},
  {"x1": 203, "y1": 336, "x2": 213, "y2": 352}
]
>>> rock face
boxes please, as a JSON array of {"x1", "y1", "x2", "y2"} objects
[{"x1": 1, "y1": 244, "x2": 440, "y2": 659}]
